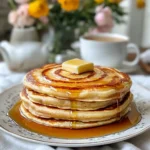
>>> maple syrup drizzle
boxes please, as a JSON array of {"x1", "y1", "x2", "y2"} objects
[
  {"x1": 117, "y1": 92, "x2": 122, "y2": 119},
  {"x1": 9, "y1": 101, "x2": 141, "y2": 139},
  {"x1": 71, "y1": 101, "x2": 78, "y2": 110},
  {"x1": 71, "y1": 101, "x2": 78, "y2": 128},
  {"x1": 116, "y1": 91, "x2": 125, "y2": 119},
  {"x1": 116, "y1": 99, "x2": 120, "y2": 119},
  {"x1": 70, "y1": 110, "x2": 78, "y2": 128},
  {"x1": 72, "y1": 121, "x2": 77, "y2": 129}
]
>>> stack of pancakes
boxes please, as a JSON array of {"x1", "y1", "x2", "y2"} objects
[{"x1": 20, "y1": 64, "x2": 132, "y2": 129}]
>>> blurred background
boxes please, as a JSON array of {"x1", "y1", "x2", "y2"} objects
[
  {"x1": 0, "y1": 0, "x2": 148, "y2": 47},
  {"x1": 0, "y1": 0, "x2": 149, "y2": 72}
]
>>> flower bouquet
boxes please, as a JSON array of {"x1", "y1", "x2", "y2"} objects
[
  {"x1": 48, "y1": 0, "x2": 125, "y2": 54},
  {"x1": 8, "y1": 0, "x2": 50, "y2": 42},
  {"x1": 8, "y1": 0, "x2": 49, "y2": 29}
]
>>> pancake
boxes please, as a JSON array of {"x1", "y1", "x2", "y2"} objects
[
  {"x1": 23, "y1": 64, "x2": 131, "y2": 100},
  {"x1": 21, "y1": 92, "x2": 132, "y2": 122},
  {"x1": 20, "y1": 104, "x2": 130, "y2": 129},
  {"x1": 20, "y1": 62, "x2": 133, "y2": 129},
  {"x1": 20, "y1": 88, "x2": 128, "y2": 111}
]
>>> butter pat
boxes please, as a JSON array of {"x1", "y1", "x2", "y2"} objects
[{"x1": 62, "y1": 58, "x2": 94, "y2": 74}]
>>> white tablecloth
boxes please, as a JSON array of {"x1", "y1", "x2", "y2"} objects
[{"x1": 0, "y1": 62, "x2": 150, "y2": 150}]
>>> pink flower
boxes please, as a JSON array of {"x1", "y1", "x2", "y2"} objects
[
  {"x1": 8, "y1": 9, "x2": 35, "y2": 27},
  {"x1": 14, "y1": 0, "x2": 30, "y2": 4},
  {"x1": 8, "y1": 10, "x2": 18, "y2": 26},
  {"x1": 17, "y1": 4, "x2": 29, "y2": 17},
  {"x1": 103, "y1": 7, "x2": 112, "y2": 16},
  {"x1": 94, "y1": 7, "x2": 113, "y2": 32},
  {"x1": 39, "y1": 16, "x2": 49, "y2": 24},
  {"x1": 95, "y1": 13, "x2": 107, "y2": 26},
  {"x1": 17, "y1": 15, "x2": 35, "y2": 27},
  {"x1": 12, "y1": 4, "x2": 35, "y2": 27},
  {"x1": 95, "y1": 13, "x2": 113, "y2": 27}
]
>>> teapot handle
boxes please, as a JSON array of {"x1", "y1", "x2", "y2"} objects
[{"x1": 0, "y1": 42, "x2": 10, "y2": 65}]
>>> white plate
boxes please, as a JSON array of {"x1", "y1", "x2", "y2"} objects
[{"x1": 0, "y1": 83, "x2": 150, "y2": 147}]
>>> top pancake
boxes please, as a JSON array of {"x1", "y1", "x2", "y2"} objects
[{"x1": 23, "y1": 64, "x2": 132, "y2": 100}]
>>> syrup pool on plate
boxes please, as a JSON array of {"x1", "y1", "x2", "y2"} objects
[{"x1": 9, "y1": 101, "x2": 141, "y2": 139}]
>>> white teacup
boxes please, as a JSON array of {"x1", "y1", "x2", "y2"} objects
[{"x1": 80, "y1": 33, "x2": 140, "y2": 68}]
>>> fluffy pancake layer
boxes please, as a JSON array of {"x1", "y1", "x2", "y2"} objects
[
  {"x1": 20, "y1": 103, "x2": 130, "y2": 129},
  {"x1": 20, "y1": 88, "x2": 128, "y2": 111},
  {"x1": 23, "y1": 64, "x2": 131, "y2": 100},
  {"x1": 21, "y1": 92, "x2": 132, "y2": 122}
]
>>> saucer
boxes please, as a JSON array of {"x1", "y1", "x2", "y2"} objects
[{"x1": 116, "y1": 65, "x2": 139, "y2": 73}]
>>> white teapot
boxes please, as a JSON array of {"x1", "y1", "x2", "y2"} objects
[{"x1": 0, "y1": 41, "x2": 49, "y2": 71}]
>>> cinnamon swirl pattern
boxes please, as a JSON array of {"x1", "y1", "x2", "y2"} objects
[{"x1": 20, "y1": 64, "x2": 133, "y2": 129}]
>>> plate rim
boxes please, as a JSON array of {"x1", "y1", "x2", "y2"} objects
[
  {"x1": 0, "y1": 84, "x2": 150, "y2": 147},
  {"x1": 0, "y1": 124, "x2": 150, "y2": 147}
]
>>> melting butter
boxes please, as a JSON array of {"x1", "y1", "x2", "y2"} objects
[{"x1": 62, "y1": 58, "x2": 94, "y2": 74}]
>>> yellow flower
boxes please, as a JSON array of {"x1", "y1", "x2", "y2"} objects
[
  {"x1": 136, "y1": 0, "x2": 145, "y2": 8},
  {"x1": 29, "y1": 0, "x2": 49, "y2": 18},
  {"x1": 58, "y1": 0, "x2": 79, "y2": 12},
  {"x1": 95, "y1": 0, "x2": 104, "y2": 4},
  {"x1": 109, "y1": 0, "x2": 122, "y2": 3}
]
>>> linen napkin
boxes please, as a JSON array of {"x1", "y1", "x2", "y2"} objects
[{"x1": 0, "y1": 62, "x2": 150, "y2": 150}]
